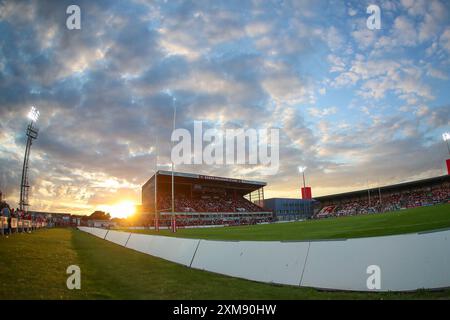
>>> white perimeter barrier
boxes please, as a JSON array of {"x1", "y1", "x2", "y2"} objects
[
  {"x1": 78, "y1": 226, "x2": 108, "y2": 239},
  {"x1": 126, "y1": 233, "x2": 200, "y2": 266},
  {"x1": 301, "y1": 230, "x2": 450, "y2": 291},
  {"x1": 105, "y1": 230, "x2": 131, "y2": 246},
  {"x1": 191, "y1": 241, "x2": 309, "y2": 286},
  {"x1": 126, "y1": 233, "x2": 154, "y2": 254},
  {"x1": 77, "y1": 227, "x2": 450, "y2": 292},
  {"x1": 144, "y1": 235, "x2": 200, "y2": 267},
  {"x1": 78, "y1": 228, "x2": 200, "y2": 267}
]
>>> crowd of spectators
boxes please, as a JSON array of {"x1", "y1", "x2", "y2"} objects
[
  {"x1": 1, "y1": 200, "x2": 50, "y2": 235},
  {"x1": 315, "y1": 183, "x2": 450, "y2": 219},
  {"x1": 155, "y1": 215, "x2": 272, "y2": 228},
  {"x1": 157, "y1": 194, "x2": 264, "y2": 213},
  {"x1": 0, "y1": 207, "x2": 33, "y2": 220},
  {"x1": 139, "y1": 193, "x2": 271, "y2": 227}
]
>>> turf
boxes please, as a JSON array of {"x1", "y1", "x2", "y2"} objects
[
  {"x1": 1, "y1": 227, "x2": 450, "y2": 299},
  {"x1": 0, "y1": 229, "x2": 87, "y2": 299},
  {"x1": 123, "y1": 204, "x2": 450, "y2": 241}
]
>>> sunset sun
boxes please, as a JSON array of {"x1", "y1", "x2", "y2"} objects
[{"x1": 100, "y1": 201, "x2": 136, "y2": 219}]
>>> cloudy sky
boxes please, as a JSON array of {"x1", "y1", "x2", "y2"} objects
[{"x1": 0, "y1": 0, "x2": 449, "y2": 215}]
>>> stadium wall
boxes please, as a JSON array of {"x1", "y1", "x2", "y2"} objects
[
  {"x1": 105, "y1": 230, "x2": 132, "y2": 246},
  {"x1": 190, "y1": 240, "x2": 309, "y2": 286},
  {"x1": 77, "y1": 227, "x2": 450, "y2": 292},
  {"x1": 78, "y1": 226, "x2": 108, "y2": 239}
]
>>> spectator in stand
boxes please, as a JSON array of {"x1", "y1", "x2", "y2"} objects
[
  {"x1": 316, "y1": 183, "x2": 449, "y2": 220},
  {"x1": 155, "y1": 192, "x2": 268, "y2": 227}
]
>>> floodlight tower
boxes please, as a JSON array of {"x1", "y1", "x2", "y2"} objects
[
  {"x1": 19, "y1": 106, "x2": 40, "y2": 212},
  {"x1": 298, "y1": 166, "x2": 307, "y2": 190}
]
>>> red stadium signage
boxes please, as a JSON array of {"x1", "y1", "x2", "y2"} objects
[
  {"x1": 301, "y1": 187, "x2": 312, "y2": 199},
  {"x1": 446, "y1": 159, "x2": 450, "y2": 175}
]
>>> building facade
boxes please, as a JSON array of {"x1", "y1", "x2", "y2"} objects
[{"x1": 263, "y1": 198, "x2": 316, "y2": 221}]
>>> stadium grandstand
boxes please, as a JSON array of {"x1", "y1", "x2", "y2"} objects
[
  {"x1": 314, "y1": 175, "x2": 450, "y2": 219},
  {"x1": 141, "y1": 171, "x2": 272, "y2": 227}
]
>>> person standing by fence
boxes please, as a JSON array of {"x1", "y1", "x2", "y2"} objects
[{"x1": 1, "y1": 205, "x2": 11, "y2": 235}]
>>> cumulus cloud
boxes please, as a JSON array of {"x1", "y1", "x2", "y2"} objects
[{"x1": 0, "y1": 0, "x2": 449, "y2": 213}]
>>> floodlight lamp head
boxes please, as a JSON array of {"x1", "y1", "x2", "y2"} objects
[
  {"x1": 27, "y1": 106, "x2": 40, "y2": 122},
  {"x1": 298, "y1": 166, "x2": 307, "y2": 173},
  {"x1": 443, "y1": 132, "x2": 450, "y2": 142}
]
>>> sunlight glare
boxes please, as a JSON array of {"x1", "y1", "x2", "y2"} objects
[{"x1": 100, "y1": 201, "x2": 136, "y2": 219}]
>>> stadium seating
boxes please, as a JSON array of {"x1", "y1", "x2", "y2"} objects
[
  {"x1": 316, "y1": 205, "x2": 336, "y2": 218},
  {"x1": 157, "y1": 194, "x2": 265, "y2": 214},
  {"x1": 315, "y1": 183, "x2": 450, "y2": 219}
]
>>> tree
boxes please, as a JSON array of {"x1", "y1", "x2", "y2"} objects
[{"x1": 88, "y1": 211, "x2": 111, "y2": 221}]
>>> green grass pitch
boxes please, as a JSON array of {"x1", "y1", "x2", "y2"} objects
[
  {"x1": 0, "y1": 203, "x2": 449, "y2": 300},
  {"x1": 124, "y1": 203, "x2": 450, "y2": 241}
]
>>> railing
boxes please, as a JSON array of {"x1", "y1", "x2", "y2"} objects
[{"x1": 1, "y1": 218, "x2": 47, "y2": 235}]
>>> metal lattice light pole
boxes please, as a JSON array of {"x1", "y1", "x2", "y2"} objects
[
  {"x1": 19, "y1": 106, "x2": 39, "y2": 212},
  {"x1": 298, "y1": 166, "x2": 307, "y2": 190}
]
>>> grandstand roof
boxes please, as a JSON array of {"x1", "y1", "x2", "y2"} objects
[
  {"x1": 143, "y1": 170, "x2": 266, "y2": 194},
  {"x1": 315, "y1": 175, "x2": 450, "y2": 202}
]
